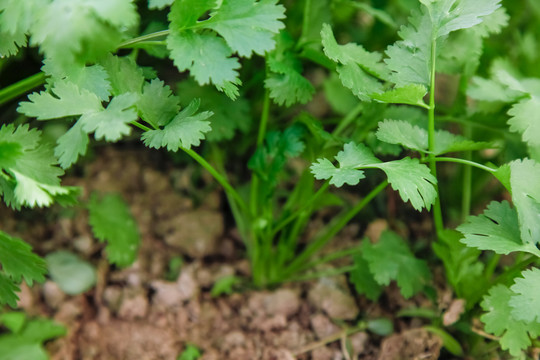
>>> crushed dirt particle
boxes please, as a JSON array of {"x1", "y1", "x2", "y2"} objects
[
  {"x1": 308, "y1": 278, "x2": 359, "y2": 320},
  {"x1": 378, "y1": 328, "x2": 442, "y2": 360}
]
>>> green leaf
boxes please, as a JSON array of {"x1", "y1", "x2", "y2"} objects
[
  {"x1": 87, "y1": 193, "x2": 140, "y2": 267},
  {"x1": 17, "y1": 80, "x2": 102, "y2": 120},
  {"x1": 337, "y1": 64, "x2": 384, "y2": 101},
  {"x1": 509, "y1": 159, "x2": 540, "y2": 245},
  {"x1": 248, "y1": 125, "x2": 305, "y2": 193},
  {"x1": 321, "y1": 23, "x2": 388, "y2": 79},
  {"x1": 350, "y1": 254, "x2": 383, "y2": 301},
  {"x1": 0, "y1": 312, "x2": 27, "y2": 334},
  {"x1": 29, "y1": 0, "x2": 136, "y2": 68},
  {"x1": 0, "y1": 231, "x2": 47, "y2": 286},
  {"x1": 311, "y1": 142, "x2": 378, "y2": 187},
  {"x1": 509, "y1": 268, "x2": 540, "y2": 324},
  {"x1": 178, "y1": 345, "x2": 202, "y2": 360},
  {"x1": 54, "y1": 120, "x2": 90, "y2": 169},
  {"x1": 138, "y1": 79, "x2": 180, "y2": 128},
  {"x1": 149, "y1": 0, "x2": 174, "y2": 10},
  {"x1": 371, "y1": 84, "x2": 428, "y2": 107},
  {"x1": 458, "y1": 201, "x2": 540, "y2": 256},
  {"x1": 177, "y1": 79, "x2": 251, "y2": 141},
  {"x1": 481, "y1": 284, "x2": 540, "y2": 356},
  {"x1": 366, "y1": 318, "x2": 394, "y2": 336},
  {"x1": 378, "y1": 158, "x2": 437, "y2": 211},
  {"x1": 211, "y1": 275, "x2": 241, "y2": 297},
  {"x1": 423, "y1": 326, "x2": 464, "y2": 357},
  {"x1": 0, "y1": 0, "x2": 45, "y2": 57},
  {"x1": 361, "y1": 231, "x2": 430, "y2": 299},
  {"x1": 100, "y1": 54, "x2": 145, "y2": 96},
  {"x1": 141, "y1": 99, "x2": 213, "y2": 151},
  {"x1": 46, "y1": 251, "x2": 97, "y2": 295},
  {"x1": 0, "y1": 273, "x2": 20, "y2": 308},
  {"x1": 0, "y1": 124, "x2": 70, "y2": 209},
  {"x1": 265, "y1": 32, "x2": 315, "y2": 107},
  {"x1": 167, "y1": 30, "x2": 241, "y2": 96},
  {"x1": 376, "y1": 120, "x2": 492, "y2": 155},
  {"x1": 508, "y1": 97, "x2": 540, "y2": 148},
  {"x1": 203, "y1": 0, "x2": 286, "y2": 57}
]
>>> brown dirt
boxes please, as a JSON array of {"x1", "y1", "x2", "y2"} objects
[{"x1": 0, "y1": 146, "x2": 443, "y2": 360}]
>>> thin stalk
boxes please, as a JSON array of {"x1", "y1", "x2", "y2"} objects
[
  {"x1": 493, "y1": 256, "x2": 538, "y2": 286},
  {"x1": 181, "y1": 147, "x2": 248, "y2": 213},
  {"x1": 293, "y1": 327, "x2": 364, "y2": 356},
  {"x1": 484, "y1": 254, "x2": 501, "y2": 281},
  {"x1": 117, "y1": 30, "x2": 169, "y2": 49},
  {"x1": 428, "y1": 36, "x2": 444, "y2": 235},
  {"x1": 297, "y1": 0, "x2": 312, "y2": 49},
  {"x1": 271, "y1": 181, "x2": 330, "y2": 237},
  {"x1": 0, "y1": 72, "x2": 47, "y2": 106},
  {"x1": 250, "y1": 89, "x2": 271, "y2": 216},
  {"x1": 130, "y1": 121, "x2": 152, "y2": 132},
  {"x1": 457, "y1": 75, "x2": 473, "y2": 221},
  {"x1": 331, "y1": 103, "x2": 363, "y2": 138},
  {"x1": 283, "y1": 180, "x2": 388, "y2": 277},
  {"x1": 299, "y1": 246, "x2": 363, "y2": 272},
  {"x1": 434, "y1": 157, "x2": 497, "y2": 173}
]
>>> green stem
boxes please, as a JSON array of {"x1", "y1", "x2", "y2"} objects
[
  {"x1": 283, "y1": 180, "x2": 388, "y2": 277},
  {"x1": 271, "y1": 181, "x2": 330, "y2": 237},
  {"x1": 182, "y1": 147, "x2": 248, "y2": 213},
  {"x1": 0, "y1": 72, "x2": 47, "y2": 106},
  {"x1": 434, "y1": 157, "x2": 497, "y2": 173},
  {"x1": 299, "y1": 246, "x2": 363, "y2": 273},
  {"x1": 331, "y1": 103, "x2": 363, "y2": 138},
  {"x1": 117, "y1": 30, "x2": 170, "y2": 49},
  {"x1": 130, "y1": 121, "x2": 152, "y2": 132},
  {"x1": 428, "y1": 36, "x2": 444, "y2": 236},
  {"x1": 250, "y1": 89, "x2": 271, "y2": 216}
]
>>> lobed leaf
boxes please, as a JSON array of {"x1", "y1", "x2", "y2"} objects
[
  {"x1": 371, "y1": 84, "x2": 428, "y2": 108},
  {"x1": 481, "y1": 284, "x2": 540, "y2": 356},
  {"x1": 458, "y1": 201, "x2": 540, "y2": 256},
  {"x1": 138, "y1": 79, "x2": 180, "y2": 128},
  {"x1": 508, "y1": 97, "x2": 540, "y2": 148},
  {"x1": 141, "y1": 99, "x2": 213, "y2": 151},
  {"x1": 509, "y1": 159, "x2": 540, "y2": 245},
  {"x1": 509, "y1": 268, "x2": 540, "y2": 324},
  {"x1": 350, "y1": 254, "x2": 383, "y2": 301},
  {"x1": 0, "y1": 231, "x2": 46, "y2": 287},
  {"x1": 87, "y1": 193, "x2": 140, "y2": 268},
  {"x1": 361, "y1": 231, "x2": 431, "y2": 298}
]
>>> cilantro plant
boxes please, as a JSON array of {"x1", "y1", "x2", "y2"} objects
[{"x1": 1, "y1": 0, "x2": 539, "y2": 357}]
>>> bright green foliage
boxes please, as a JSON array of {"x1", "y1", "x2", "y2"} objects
[
  {"x1": 311, "y1": 142, "x2": 436, "y2": 211},
  {"x1": 0, "y1": 315, "x2": 66, "y2": 360},
  {"x1": 508, "y1": 97, "x2": 540, "y2": 147},
  {"x1": 148, "y1": 0, "x2": 174, "y2": 10},
  {"x1": 100, "y1": 54, "x2": 145, "y2": 96},
  {"x1": 321, "y1": 24, "x2": 387, "y2": 100},
  {"x1": 0, "y1": 0, "x2": 44, "y2": 57},
  {"x1": 138, "y1": 79, "x2": 181, "y2": 128},
  {"x1": 0, "y1": 124, "x2": 76, "y2": 209},
  {"x1": 167, "y1": 0, "x2": 285, "y2": 97},
  {"x1": 18, "y1": 80, "x2": 102, "y2": 120},
  {"x1": 29, "y1": 0, "x2": 138, "y2": 69},
  {"x1": 370, "y1": 84, "x2": 428, "y2": 107},
  {"x1": 211, "y1": 276, "x2": 241, "y2": 297},
  {"x1": 87, "y1": 193, "x2": 140, "y2": 268},
  {"x1": 509, "y1": 159, "x2": 540, "y2": 245},
  {"x1": 377, "y1": 158, "x2": 437, "y2": 211},
  {"x1": 0, "y1": 231, "x2": 46, "y2": 307},
  {"x1": 177, "y1": 80, "x2": 250, "y2": 141},
  {"x1": 142, "y1": 99, "x2": 213, "y2": 151},
  {"x1": 46, "y1": 251, "x2": 97, "y2": 295},
  {"x1": 458, "y1": 201, "x2": 540, "y2": 256},
  {"x1": 350, "y1": 254, "x2": 383, "y2": 301},
  {"x1": 509, "y1": 268, "x2": 540, "y2": 324},
  {"x1": 80, "y1": 93, "x2": 139, "y2": 142},
  {"x1": 54, "y1": 122, "x2": 89, "y2": 170},
  {"x1": 360, "y1": 231, "x2": 431, "y2": 299},
  {"x1": 481, "y1": 284, "x2": 540, "y2": 356},
  {"x1": 177, "y1": 345, "x2": 202, "y2": 360},
  {"x1": 249, "y1": 125, "x2": 305, "y2": 193},
  {"x1": 265, "y1": 32, "x2": 315, "y2": 107},
  {"x1": 376, "y1": 120, "x2": 492, "y2": 155}
]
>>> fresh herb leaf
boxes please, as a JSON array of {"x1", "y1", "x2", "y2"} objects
[
  {"x1": 481, "y1": 284, "x2": 540, "y2": 356},
  {"x1": 509, "y1": 268, "x2": 540, "y2": 324},
  {"x1": 361, "y1": 231, "x2": 431, "y2": 299},
  {"x1": 350, "y1": 253, "x2": 383, "y2": 301},
  {"x1": 458, "y1": 201, "x2": 540, "y2": 256},
  {"x1": 138, "y1": 79, "x2": 180, "y2": 128},
  {"x1": 509, "y1": 159, "x2": 540, "y2": 245},
  {"x1": 87, "y1": 193, "x2": 140, "y2": 267},
  {"x1": 142, "y1": 99, "x2": 213, "y2": 151},
  {"x1": 370, "y1": 84, "x2": 428, "y2": 108},
  {"x1": 508, "y1": 97, "x2": 540, "y2": 148}
]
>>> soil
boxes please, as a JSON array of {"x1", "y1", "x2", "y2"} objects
[{"x1": 0, "y1": 146, "x2": 445, "y2": 360}]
